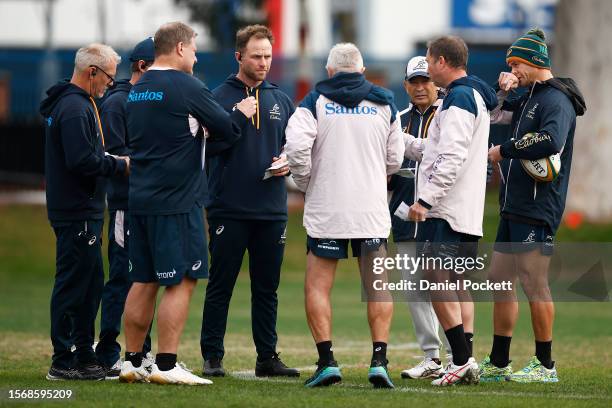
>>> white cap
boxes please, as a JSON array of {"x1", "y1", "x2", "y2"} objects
[{"x1": 405, "y1": 56, "x2": 429, "y2": 80}]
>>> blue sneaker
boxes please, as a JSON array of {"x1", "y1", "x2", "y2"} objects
[
  {"x1": 368, "y1": 359, "x2": 394, "y2": 388},
  {"x1": 304, "y1": 360, "x2": 342, "y2": 387}
]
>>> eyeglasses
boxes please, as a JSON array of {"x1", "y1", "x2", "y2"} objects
[{"x1": 90, "y1": 65, "x2": 115, "y2": 87}]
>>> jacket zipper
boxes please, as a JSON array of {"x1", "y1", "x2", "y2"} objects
[
  {"x1": 413, "y1": 109, "x2": 425, "y2": 239},
  {"x1": 502, "y1": 82, "x2": 536, "y2": 212}
]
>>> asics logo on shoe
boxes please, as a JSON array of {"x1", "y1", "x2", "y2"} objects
[
  {"x1": 216, "y1": 226, "x2": 224, "y2": 235},
  {"x1": 192, "y1": 260, "x2": 202, "y2": 271}
]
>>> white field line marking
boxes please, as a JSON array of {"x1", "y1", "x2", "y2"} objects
[
  {"x1": 229, "y1": 374, "x2": 611, "y2": 401},
  {"x1": 231, "y1": 363, "x2": 366, "y2": 378}
]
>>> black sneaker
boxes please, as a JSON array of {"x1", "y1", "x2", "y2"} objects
[
  {"x1": 76, "y1": 362, "x2": 106, "y2": 380},
  {"x1": 304, "y1": 360, "x2": 342, "y2": 387},
  {"x1": 46, "y1": 366, "x2": 82, "y2": 381},
  {"x1": 255, "y1": 352, "x2": 300, "y2": 377},
  {"x1": 103, "y1": 360, "x2": 122, "y2": 380},
  {"x1": 203, "y1": 358, "x2": 225, "y2": 377}
]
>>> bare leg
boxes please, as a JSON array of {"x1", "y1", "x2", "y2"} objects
[
  {"x1": 124, "y1": 282, "x2": 159, "y2": 352},
  {"x1": 157, "y1": 277, "x2": 197, "y2": 354},
  {"x1": 489, "y1": 251, "x2": 519, "y2": 336},
  {"x1": 304, "y1": 253, "x2": 338, "y2": 343},
  {"x1": 358, "y1": 245, "x2": 393, "y2": 343},
  {"x1": 516, "y1": 251, "x2": 553, "y2": 341}
]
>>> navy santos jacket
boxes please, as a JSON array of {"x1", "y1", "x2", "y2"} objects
[
  {"x1": 126, "y1": 69, "x2": 245, "y2": 215},
  {"x1": 40, "y1": 81, "x2": 127, "y2": 222},
  {"x1": 206, "y1": 75, "x2": 295, "y2": 221},
  {"x1": 99, "y1": 79, "x2": 132, "y2": 211},
  {"x1": 495, "y1": 78, "x2": 586, "y2": 231}
]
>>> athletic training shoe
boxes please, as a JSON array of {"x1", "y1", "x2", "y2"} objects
[
  {"x1": 479, "y1": 356, "x2": 513, "y2": 382},
  {"x1": 401, "y1": 357, "x2": 444, "y2": 379},
  {"x1": 431, "y1": 357, "x2": 479, "y2": 386},
  {"x1": 142, "y1": 352, "x2": 155, "y2": 373},
  {"x1": 368, "y1": 359, "x2": 394, "y2": 388},
  {"x1": 203, "y1": 358, "x2": 225, "y2": 377},
  {"x1": 255, "y1": 353, "x2": 300, "y2": 377},
  {"x1": 104, "y1": 359, "x2": 122, "y2": 380},
  {"x1": 507, "y1": 356, "x2": 559, "y2": 383},
  {"x1": 149, "y1": 363, "x2": 213, "y2": 385},
  {"x1": 46, "y1": 366, "x2": 82, "y2": 381},
  {"x1": 119, "y1": 361, "x2": 150, "y2": 383},
  {"x1": 304, "y1": 360, "x2": 342, "y2": 387}
]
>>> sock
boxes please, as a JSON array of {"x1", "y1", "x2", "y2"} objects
[
  {"x1": 125, "y1": 352, "x2": 142, "y2": 368},
  {"x1": 490, "y1": 335, "x2": 512, "y2": 368},
  {"x1": 372, "y1": 342, "x2": 387, "y2": 362},
  {"x1": 444, "y1": 324, "x2": 470, "y2": 366},
  {"x1": 535, "y1": 341, "x2": 553, "y2": 369},
  {"x1": 465, "y1": 332, "x2": 474, "y2": 357},
  {"x1": 316, "y1": 341, "x2": 334, "y2": 365},
  {"x1": 156, "y1": 353, "x2": 177, "y2": 371}
]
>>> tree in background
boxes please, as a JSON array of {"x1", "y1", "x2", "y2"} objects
[
  {"x1": 555, "y1": 0, "x2": 612, "y2": 223},
  {"x1": 176, "y1": 0, "x2": 267, "y2": 51}
]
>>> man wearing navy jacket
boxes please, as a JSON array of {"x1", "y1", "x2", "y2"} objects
[
  {"x1": 120, "y1": 22, "x2": 256, "y2": 386},
  {"x1": 40, "y1": 43, "x2": 128, "y2": 380},
  {"x1": 95, "y1": 37, "x2": 155, "y2": 379},
  {"x1": 200, "y1": 25, "x2": 299, "y2": 378},
  {"x1": 484, "y1": 28, "x2": 586, "y2": 384}
]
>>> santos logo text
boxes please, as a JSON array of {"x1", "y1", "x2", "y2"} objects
[
  {"x1": 325, "y1": 103, "x2": 377, "y2": 115},
  {"x1": 128, "y1": 90, "x2": 164, "y2": 102}
]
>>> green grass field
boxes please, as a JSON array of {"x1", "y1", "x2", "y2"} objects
[{"x1": 1, "y1": 195, "x2": 611, "y2": 407}]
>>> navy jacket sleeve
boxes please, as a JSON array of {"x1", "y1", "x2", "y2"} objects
[
  {"x1": 500, "y1": 101, "x2": 573, "y2": 160},
  {"x1": 185, "y1": 84, "x2": 246, "y2": 145},
  {"x1": 101, "y1": 109, "x2": 129, "y2": 156},
  {"x1": 60, "y1": 115, "x2": 126, "y2": 176}
]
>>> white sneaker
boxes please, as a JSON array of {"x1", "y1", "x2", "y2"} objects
[
  {"x1": 401, "y1": 357, "x2": 444, "y2": 379},
  {"x1": 431, "y1": 357, "x2": 479, "y2": 386},
  {"x1": 142, "y1": 352, "x2": 155, "y2": 373},
  {"x1": 149, "y1": 363, "x2": 213, "y2": 385},
  {"x1": 119, "y1": 361, "x2": 150, "y2": 383}
]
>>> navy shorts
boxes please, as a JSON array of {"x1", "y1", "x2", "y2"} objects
[
  {"x1": 494, "y1": 217, "x2": 554, "y2": 256},
  {"x1": 129, "y1": 204, "x2": 208, "y2": 286},
  {"x1": 306, "y1": 236, "x2": 387, "y2": 259},
  {"x1": 416, "y1": 218, "x2": 480, "y2": 259}
]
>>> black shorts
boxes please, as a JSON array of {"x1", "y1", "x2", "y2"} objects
[
  {"x1": 494, "y1": 216, "x2": 554, "y2": 256},
  {"x1": 306, "y1": 236, "x2": 387, "y2": 259},
  {"x1": 416, "y1": 218, "x2": 480, "y2": 259},
  {"x1": 129, "y1": 204, "x2": 208, "y2": 286}
]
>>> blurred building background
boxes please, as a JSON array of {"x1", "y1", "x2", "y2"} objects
[{"x1": 5, "y1": 0, "x2": 609, "y2": 225}]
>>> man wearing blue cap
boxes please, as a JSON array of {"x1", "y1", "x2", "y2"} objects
[{"x1": 94, "y1": 37, "x2": 156, "y2": 378}]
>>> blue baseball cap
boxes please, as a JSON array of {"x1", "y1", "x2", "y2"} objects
[{"x1": 129, "y1": 37, "x2": 155, "y2": 62}]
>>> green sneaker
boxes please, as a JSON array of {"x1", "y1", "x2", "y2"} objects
[
  {"x1": 509, "y1": 356, "x2": 559, "y2": 383},
  {"x1": 478, "y1": 356, "x2": 512, "y2": 382},
  {"x1": 304, "y1": 360, "x2": 342, "y2": 387}
]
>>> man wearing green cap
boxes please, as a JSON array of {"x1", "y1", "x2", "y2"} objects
[{"x1": 485, "y1": 28, "x2": 586, "y2": 383}]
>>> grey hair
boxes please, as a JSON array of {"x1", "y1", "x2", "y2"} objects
[
  {"x1": 74, "y1": 43, "x2": 121, "y2": 72},
  {"x1": 326, "y1": 43, "x2": 363, "y2": 73}
]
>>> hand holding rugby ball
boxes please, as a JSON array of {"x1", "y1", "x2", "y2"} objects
[{"x1": 518, "y1": 133, "x2": 561, "y2": 182}]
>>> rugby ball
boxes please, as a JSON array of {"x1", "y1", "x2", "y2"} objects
[{"x1": 520, "y1": 153, "x2": 561, "y2": 182}]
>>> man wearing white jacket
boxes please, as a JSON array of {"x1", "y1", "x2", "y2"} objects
[
  {"x1": 285, "y1": 43, "x2": 422, "y2": 389},
  {"x1": 407, "y1": 36, "x2": 497, "y2": 386}
]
